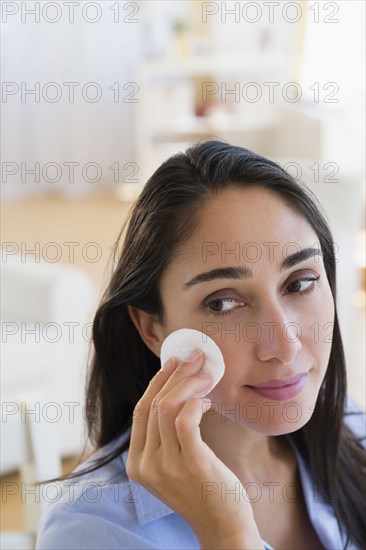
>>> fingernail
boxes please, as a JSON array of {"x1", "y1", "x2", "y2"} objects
[
  {"x1": 195, "y1": 389, "x2": 209, "y2": 398},
  {"x1": 186, "y1": 348, "x2": 203, "y2": 362},
  {"x1": 161, "y1": 357, "x2": 177, "y2": 372}
]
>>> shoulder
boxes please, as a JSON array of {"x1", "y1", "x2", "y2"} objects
[
  {"x1": 36, "y1": 429, "x2": 198, "y2": 549},
  {"x1": 36, "y1": 431, "x2": 146, "y2": 549},
  {"x1": 343, "y1": 394, "x2": 366, "y2": 447}
]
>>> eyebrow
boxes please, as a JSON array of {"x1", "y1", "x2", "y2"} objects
[{"x1": 182, "y1": 247, "x2": 323, "y2": 291}]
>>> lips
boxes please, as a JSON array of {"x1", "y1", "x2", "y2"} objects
[
  {"x1": 249, "y1": 372, "x2": 308, "y2": 389},
  {"x1": 247, "y1": 372, "x2": 309, "y2": 401}
]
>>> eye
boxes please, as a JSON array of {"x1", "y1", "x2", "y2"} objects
[
  {"x1": 202, "y1": 297, "x2": 245, "y2": 319},
  {"x1": 201, "y1": 275, "x2": 321, "y2": 319},
  {"x1": 285, "y1": 275, "x2": 321, "y2": 295}
]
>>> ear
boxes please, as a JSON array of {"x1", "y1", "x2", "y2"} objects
[{"x1": 127, "y1": 304, "x2": 164, "y2": 358}]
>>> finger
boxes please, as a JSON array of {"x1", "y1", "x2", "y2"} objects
[
  {"x1": 175, "y1": 396, "x2": 214, "y2": 463},
  {"x1": 155, "y1": 351, "x2": 206, "y2": 398},
  {"x1": 145, "y1": 372, "x2": 213, "y2": 457},
  {"x1": 144, "y1": 354, "x2": 206, "y2": 450},
  {"x1": 129, "y1": 358, "x2": 178, "y2": 457}
]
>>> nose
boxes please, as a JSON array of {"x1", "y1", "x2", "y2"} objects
[{"x1": 254, "y1": 302, "x2": 302, "y2": 364}]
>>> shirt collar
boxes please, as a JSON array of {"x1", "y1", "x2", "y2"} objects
[
  {"x1": 288, "y1": 438, "x2": 348, "y2": 549},
  {"x1": 117, "y1": 429, "x2": 350, "y2": 544}
]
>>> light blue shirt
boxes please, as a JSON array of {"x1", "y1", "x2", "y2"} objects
[{"x1": 36, "y1": 395, "x2": 365, "y2": 549}]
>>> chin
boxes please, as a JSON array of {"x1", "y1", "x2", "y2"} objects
[{"x1": 237, "y1": 398, "x2": 315, "y2": 436}]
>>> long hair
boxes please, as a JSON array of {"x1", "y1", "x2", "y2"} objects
[{"x1": 41, "y1": 140, "x2": 365, "y2": 548}]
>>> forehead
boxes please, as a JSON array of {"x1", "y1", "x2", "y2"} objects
[
  {"x1": 160, "y1": 186, "x2": 319, "y2": 287},
  {"x1": 193, "y1": 187, "x2": 315, "y2": 245}
]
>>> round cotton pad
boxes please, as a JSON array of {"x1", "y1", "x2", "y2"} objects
[{"x1": 160, "y1": 328, "x2": 225, "y2": 397}]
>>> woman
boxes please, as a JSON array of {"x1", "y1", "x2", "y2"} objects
[{"x1": 36, "y1": 140, "x2": 365, "y2": 549}]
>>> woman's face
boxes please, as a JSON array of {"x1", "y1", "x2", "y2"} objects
[{"x1": 157, "y1": 186, "x2": 335, "y2": 435}]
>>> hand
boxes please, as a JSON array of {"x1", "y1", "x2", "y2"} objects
[{"x1": 126, "y1": 350, "x2": 264, "y2": 549}]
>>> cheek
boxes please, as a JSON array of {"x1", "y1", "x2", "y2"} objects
[
  {"x1": 300, "y1": 285, "x2": 335, "y2": 367},
  {"x1": 207, "y1": 338, "x2": 250, "y2": 400}
]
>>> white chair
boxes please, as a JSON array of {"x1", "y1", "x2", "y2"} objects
[
  {"x1": 1, "y1": 251, "x2": 97, "y2": 547},
  {"x1": 0, "y1": 403, "x2": 62, "y2": 549}
]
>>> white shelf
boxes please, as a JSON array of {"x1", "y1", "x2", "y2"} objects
[
  {"x1": 131, "y1": 53, "x2": 284, "y2": 191},
  {"x1": 151, "y1": 112, "x2": 280, "y2": 138},
  {"x1": 137, "y1": 53, "x2": 282, "y2": 79}
]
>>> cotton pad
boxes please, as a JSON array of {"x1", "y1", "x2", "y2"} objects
[{"x1": 160, "y1": 328, "x2": 225, "y2": 397}]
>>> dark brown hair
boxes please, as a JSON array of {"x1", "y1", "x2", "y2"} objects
[{"x1": 41, "y1": 140, "x2": 365, "y2": 548}]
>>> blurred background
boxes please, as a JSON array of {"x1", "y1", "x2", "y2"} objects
[{"x1": 1, "y1": 1, "x2": 365, "y2": 546}]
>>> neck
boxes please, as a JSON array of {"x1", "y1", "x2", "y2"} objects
[{"x1": 199, "y1": 409, "x2": 295, "y2": 485}]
